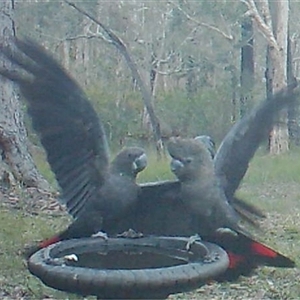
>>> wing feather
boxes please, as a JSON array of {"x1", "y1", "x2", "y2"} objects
[
  {"x1": 0, "y1": 38, "x2": 110, "y2": 218},
  {"x1": 214, "y1": 84, "x2": 299, "y2": 198}
]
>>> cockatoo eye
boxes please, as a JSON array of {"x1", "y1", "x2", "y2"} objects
[{"x1": 184, "y1": 157, "x2": 192, "y2": 164}]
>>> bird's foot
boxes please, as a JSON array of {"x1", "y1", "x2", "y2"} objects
[
  {"x1": 46, "y1": 254, "x2": 78, "y2": 266},
  {"x1": 185, "y1": 234, "x2": 202, "y2": 251},
  {"x1": 92, "y1": 231, "x2": 108, "y2": 240},
  {"x1": 117, "y1": 228, "x2": 144, "y2": 239},
  {"x1": 203, "y1": 251, "x2": 221, "y2": 263},
  {"x1": 63, "y1": 254, "x2": 78, "y2": 262}
]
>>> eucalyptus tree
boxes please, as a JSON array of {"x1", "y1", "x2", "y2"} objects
[
  {"x1": 0, "y1": 0, "x2": 50, "y2": 190},
  {"x1": 241, "y1": 0, "x2": 291, "y2": 154}
]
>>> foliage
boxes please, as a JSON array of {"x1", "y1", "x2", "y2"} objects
[
  {"x1": 13, "y1": 0, "x2": 292, "y2": 148},
  {"x1": 85, "y1": 80, "x2": 236, "y2": 148},
  {"x1": 87, "y1": 84, "x2": 145, "y2": 149},
  {"x1": 155, "y1": 83, "x2": 234, "y2": 142}
]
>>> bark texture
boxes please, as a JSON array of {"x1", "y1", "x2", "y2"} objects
[
  {"x1": 0, "y1": 0, "x2": 50, "y2": 190},
  {"x1": 268, "y1": 0, "x2": 289, "y2": 154}
]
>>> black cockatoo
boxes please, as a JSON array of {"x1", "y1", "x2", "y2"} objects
[
  {"x1": 103, "y1": 83, "x2": 298, "y2": 280},
  {"x1": 0, "y1": 39, "x2": 147, "y2": 253},
  {"x1": 0, "y1": 38, "x2": 296, "y2": 280},
  {"x1": 167, "y1": 137, "x2": 295, "y2": 279}
]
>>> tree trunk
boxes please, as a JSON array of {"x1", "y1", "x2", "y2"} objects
[
  {"x1": 224, "y1": 65, "x2": 238, "y2": 123},
  {"x1": 268, "y1": 0, "x2": 289, "y2": 155},
  {"x1": 240, "y1": 17, "x2": 254, "y2": 117},
  {"x1": 242, "y1": 0, "x2": 290, "y2": 154},
  {"x1": 0, "y1": 0, "x2": 51, "y2": 191},
  {"x1": 287, "y1": 33, "x2": 300, "y2": 145},
  {"x1": 265, "y1": 45, "x2": 273, "y2": 99}
]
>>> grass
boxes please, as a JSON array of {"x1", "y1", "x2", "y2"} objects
[
  {"x1": 137, "y1": 150, "x2": 176, "y2": 183},
  {"x1": 1, "y1": 148, "x2": 300, "y2": 299},
  {"x1": 244, "y1": 150, "x2": 300, "y2": 184},
  {"x1": 0, "y1": 207, "x2": 72, "y2": 299}
]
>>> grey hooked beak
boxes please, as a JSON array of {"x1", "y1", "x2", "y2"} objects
[
  {"x1": 170, "y1": 158, "x2": 184, "y2": 173},
  {"x1": 133, "y1": 153, "x2": 147, "y2": 173}
]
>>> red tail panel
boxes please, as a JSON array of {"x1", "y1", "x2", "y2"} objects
[
  {"x1": 227, "y1": 252, "x2": 245, "y2": 268},
  {"x1": 39, "y1": 236, "x2": 60, "y2": 248},
  {"x1": 250, "y1": 241, "x2": 277, "y2": 258},
  {"x1": 212, "y1": 230, "x2": 295, "y2": 280}
]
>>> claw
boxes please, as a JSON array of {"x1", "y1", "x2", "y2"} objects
[
  {"x1": 185, "y1": 234, "x2": 202, "y2": 251},
  {"x1": 64, "y1": 254, "x2": 78, "y2": 262},
  {"x1": 117, "y1": 228, "x2": 144, "y2": 238},
  {"x1": 92, "y1": 231, "x2": 108, "y2": 240},
  {"x1": 46, "y1": 253, "x2": 78, "y2": 266}
]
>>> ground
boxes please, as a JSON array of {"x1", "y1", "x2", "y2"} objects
[{"x1": 0, "y1": 151, "x2": 300, "y2": 299}]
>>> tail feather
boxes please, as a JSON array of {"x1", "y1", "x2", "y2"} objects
[
  {"x1": 232, "y1": 196, "x2": 266, "y2": 219},
  {"x1": 209, "y1": 229, "x2": 295, "y2": 281},
  {"x1": 23, "y1": 235, "x2": 61, "y2": 260},
  {"x1": 39, "y1": 235, "x2": 61, "y2": 248},
  {"x1": 24, "y1": 219, "x2": 96, "y2": 259},
  {"x1": 250, "y1": 240, "x2": 295, "y2": 268}
]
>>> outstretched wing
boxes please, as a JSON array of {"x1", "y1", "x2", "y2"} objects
[
  {"x1": 0, "y1": 38, "x2": 109, "y2": 218},
  {"x1": 214, "y1": 84, "x2": 299, "y2": 199}
]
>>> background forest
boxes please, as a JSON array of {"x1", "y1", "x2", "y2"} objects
[
  {"x1": 2, "y1": 1, "x2": 300, "y2": 299},
  {"x1": 13, "y1": 0, "x2": 300, "y2": 151}
]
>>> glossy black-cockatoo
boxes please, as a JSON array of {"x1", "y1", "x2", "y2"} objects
[
  {"x1": 104, "y1": 83, "x2": 298, "y2": 280},
  {"x1": 167, "y1": 137, "x2": 295, "y2": 279},
  {"x1": 0, "y1": 39, "x2": 147, "y2": 253},
  {"x1": 0, "y1": 39, "x2": 296, "y2": 280}
]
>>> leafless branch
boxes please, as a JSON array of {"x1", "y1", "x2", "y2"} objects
[
  {"x1": 64, "y1": 34, "x2": 98, "y2": 41},
  {"x1": 63, "y1": 0, "x2": 163, "y2": 153},
  {"x1": 168, "y1": 0, "x2": 234, "y2": 41},
  {"x1": 153, "y1": 52, "x2": 175, "y2": 65},
  {"x1": 257, "y1": 0, "x2": 272, "y2": 28},
  {"x1": 155, "y1": 66, "x2": 191, "y2": 76},
  {"x1": 241, "y1": 0, "x2": 279, "y2": 51}
]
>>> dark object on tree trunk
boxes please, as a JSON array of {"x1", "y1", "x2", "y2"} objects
[{"x1": 28, "y1": 236, "x2": 229, "y2": 299}]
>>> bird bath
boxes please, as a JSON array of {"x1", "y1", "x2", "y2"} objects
[{"x1": 28, "y1": 236, "x2": 229, "y2": 299}]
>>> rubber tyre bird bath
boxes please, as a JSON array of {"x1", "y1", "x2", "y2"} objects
[{"x1": 28, "y1": 236, "x2": 229, "y2": 299}]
